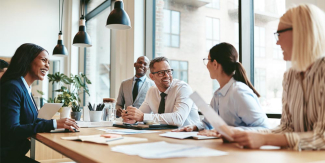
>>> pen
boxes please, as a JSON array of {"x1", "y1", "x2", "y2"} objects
[{"x1": 106, "y1": 137, "x2": 124, "y2": 142}]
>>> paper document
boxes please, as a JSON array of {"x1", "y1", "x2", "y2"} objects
[
  {"x1": 37, "y1": 103, "x2": 63, "y2": 120},
  {"x1": 160, "y1": 132, "x2": 218, "y2": 140},
  {"x1": 97, "y1": 129, "x2": 160, "y2": 135},
  {"x1": 190, "y1": 92, "x2": 234, "y2": 141},
  {"x1": 77, "y1": 121, "x2": 114, "y2": 128},
  {"x1": 111, "y1": 141, "x2": 228, "y2": 159},
  {"x1": 61, "y1": 135, "x2": 148, "y2": 145}
]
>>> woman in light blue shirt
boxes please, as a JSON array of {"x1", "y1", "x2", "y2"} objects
[{"x1": 174, "y1": 42, "x2": 269, "y2": 132}]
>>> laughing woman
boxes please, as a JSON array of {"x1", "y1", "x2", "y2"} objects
[
  {"x1": 0, "y1": 43, "x2": 79, "y2": 163},
  {"x1": 232, "y1": 4, "x2": 325, "y2": 150}
]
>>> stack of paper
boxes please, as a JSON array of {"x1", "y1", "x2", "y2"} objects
[
  {"x1": 61, "y1": 135, "x2": 148, "y2": 146},
  {"x1": 111, "y1": 141, "x2": 227, "y2": 159},
  {"x1": 160, "y1": 132, "x2": 218, "y2": 140}
]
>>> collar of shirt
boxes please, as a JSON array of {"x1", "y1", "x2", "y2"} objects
[
  {"x1": 215, "y1": 77, "x2": 235, "y2": 97},
  {"x1": 21, "y1": 76, "x2": 32, "y2": 95},
  {"x1": 134, "y1": 75, "x2": 146, "y2": 82},
  {"x1": 157, "y1": 79, "x2": 174, "y2": 95}
]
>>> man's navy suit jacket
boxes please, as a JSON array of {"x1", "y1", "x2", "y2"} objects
[{"x1": 1, "y1": 78, "x2": 54, "y2": 158}]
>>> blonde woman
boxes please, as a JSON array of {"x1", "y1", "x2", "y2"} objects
[{"x1": 230, "y1": 4, "x2": 325, "y2": 150}]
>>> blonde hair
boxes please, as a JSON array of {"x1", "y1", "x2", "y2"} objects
[{"x1": 280, "y1": 4, "x2": 325, "y2": 71}]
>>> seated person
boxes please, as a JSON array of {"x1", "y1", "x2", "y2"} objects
[
  {"x1": 229, "y1": 4, "x2": 325, "y2": 150},
  {"x1": 174, "y1": 42, "x2": 269, "y2": 132},
  {"x1": 1, "y1": 43, "x2": 79, "y2": 163},
  {"x1": 121, "y1": 57, "x2": 200, "y2": 127},
  {"x1": 116, "y1": 56, "x2": 155, "y2": 117},
  {"x1": 0, "y1": 59, "x2": 9, "y2": 78}
]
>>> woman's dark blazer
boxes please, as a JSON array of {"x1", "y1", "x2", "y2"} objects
[{"x1": 1, "y1": 77, "x2": 54, "y2": 158}]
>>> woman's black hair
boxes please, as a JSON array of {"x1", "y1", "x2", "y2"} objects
[
  {"x1": 1, "y1": 43, "x2": 47, "y2": 84},
  {"x1": 209, "y1": 42, "x2": 260, "y2": 97}
]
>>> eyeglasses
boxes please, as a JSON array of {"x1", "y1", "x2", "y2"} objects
[
  {"x1": 203, "y1": 58, "x2": 213, "y2": 66},
  {"x1": 274, "y1": 28, "x2": 292, "y2": 42},
  {"x1": 151, "y1": 69, "x2": 173, "y2": 77}
]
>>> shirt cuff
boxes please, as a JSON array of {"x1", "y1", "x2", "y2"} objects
[
  {"x1": 143, "y1": 113, "x2": 153, "y2": 122},
  {"x1": 284, "y1": 132, "x2": 300, "y2": 150},
  {"x1": 53, "y1": 119, "x2": 57, "y2": 129}
]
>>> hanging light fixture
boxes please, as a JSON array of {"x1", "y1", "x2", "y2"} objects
[
  {"x1": 53, "y1": 0, "x2": 68, "y2": 56},
  {"x1": 106, "y1": 0, "x2": 131, "y2": 30},
  {"x1": 73, "y1": 0, "x2": 92, "y2": 47}
]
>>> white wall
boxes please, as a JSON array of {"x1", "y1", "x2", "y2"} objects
[
  {"x1": 0, "y1": 0, "x2": 58, "y2": 57},
  {"x1": 286, "y1": 0, "x2": 325, "y2": 11},
  {"x1": 0, "y1": 0, "x2": 80, "y2": 100}
]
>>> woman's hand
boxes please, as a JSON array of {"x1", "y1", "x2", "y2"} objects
[
  {"x1": 172, "y1": 125, "x2": 197, "y2": 132},
  {"x1": 232, "y1": 130, "x2": 266, "y2": 149},
  {"x1": 56, "y1": 118, "x2": 79, "y2": 132}
]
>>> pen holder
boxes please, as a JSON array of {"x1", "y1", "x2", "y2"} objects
[{"x1": 89, "y1": 111, "x2": 102, "y2": 122}]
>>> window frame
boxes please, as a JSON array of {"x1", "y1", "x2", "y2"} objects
[{"x1": 206, "y1": 17, "x2": 220, "y2": 51}]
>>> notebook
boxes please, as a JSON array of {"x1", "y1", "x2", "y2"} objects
[{"x1": 160, "y1": 132, "x2": 219, "y2": 140}]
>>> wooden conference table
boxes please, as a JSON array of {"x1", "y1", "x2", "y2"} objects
[{"x1": 31, "y1": 127, "x2": 325, "y2": 163}]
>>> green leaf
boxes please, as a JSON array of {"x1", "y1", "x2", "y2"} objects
[{"x1": 37, "y1": 90, "x2": 44, "y2": 96}]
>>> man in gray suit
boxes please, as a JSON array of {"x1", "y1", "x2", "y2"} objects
[{"x1": 116, "y1": 56, "x2": 155, "y2": 117}]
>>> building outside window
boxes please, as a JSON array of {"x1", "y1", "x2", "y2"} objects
[
  {"x1": 254, "y1": 26, "x2": 266, "y2": 57},
  {"x1": 155, "y1": 0, "x2": 238, "y2": 102},
  {"x1": 206, "y1": 0, "x2": 220, "y2": 9},
  {"x1": 254, "y1": 68, "x2": 266, "y2": 99},
  {"x1": 254, "y1": 0, "x2": 286, "y2": 115},
  {"x1": 163, "y1": 9, "x2": 180, "y2": 48},
  {"x1": 170, "y1": 60, "x2": 188, "y2": 83}
]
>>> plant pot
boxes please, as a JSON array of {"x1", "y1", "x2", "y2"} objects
[
  {"x1": 89, "y1": 111, "x2": 102, "y2": 122},
  {"x1": 60, "y1": 107, "x2": 71, "y2": 119},
  {"x1": 71, "y1": 112, "x2": 82, "y2": 121}
]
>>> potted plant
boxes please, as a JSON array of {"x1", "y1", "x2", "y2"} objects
[{"x1": 48, "y1": 72, "x2": 91, "y2": 120}]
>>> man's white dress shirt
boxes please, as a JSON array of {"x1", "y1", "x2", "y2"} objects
[{"x1": 139, "y1": 79, "x2": 200, "y2": 127}]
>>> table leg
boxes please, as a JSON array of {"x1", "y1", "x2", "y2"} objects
[{"x1": 30, "y1": 137, "x2": 36, "y2": 159}]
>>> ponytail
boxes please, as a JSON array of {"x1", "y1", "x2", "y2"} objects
[{"x1": 234, "y1": 62, "x2": 260, "y2": 97}]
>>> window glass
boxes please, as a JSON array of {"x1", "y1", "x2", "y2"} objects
[
  {"x1": 254, "y1": 0, "x2": 286, "y2": 114},
  {"x1": 155, "y1": 0, "x2": 238, "y2": 102},
  {"x1": 86, "y1": 0, "x2": 106, "y2": 13},
  {"x1": 86, "y1": 8, "x2": 111, "y2": 103}
]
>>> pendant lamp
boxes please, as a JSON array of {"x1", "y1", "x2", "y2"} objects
[
  {"x1": 53, "y1": 0, "x2": 68, "y2": 56},
  {"x1": 73, "y1": 0, "x2": 92, "y2": 47},
  {"x1": 106, "y1": 0, "x2": 131, "y2": 30}
]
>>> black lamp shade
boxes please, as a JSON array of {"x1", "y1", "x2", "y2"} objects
[
  {"x1": 73, "y1": 19, "x2": 92, "y2": 47},
  {"x1": 53, "y1": 33, "x2": 68, "y2": 56},
  {"x1": 106, "y1": 1, "x2": 131, "y2": 30}
]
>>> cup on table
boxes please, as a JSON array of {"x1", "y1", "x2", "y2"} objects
[{"x1": 60, "y1": 107, "x2": 71, "y2": 119}]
